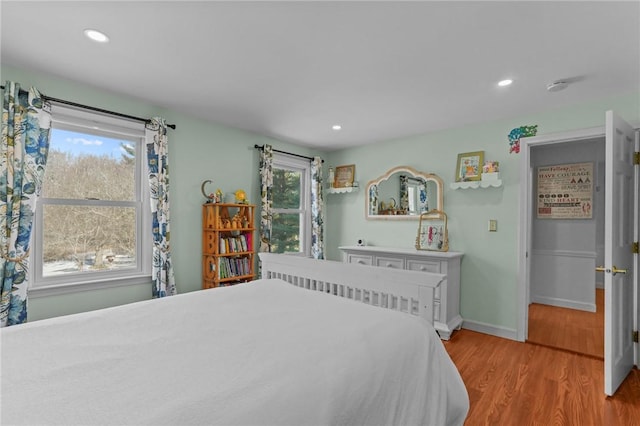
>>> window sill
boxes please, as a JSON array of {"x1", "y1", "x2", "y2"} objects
[{"x1": 29, "y1": 274, "x2": 152, "y2": 298}]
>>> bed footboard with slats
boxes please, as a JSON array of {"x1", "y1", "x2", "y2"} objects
[{"x1": 258, "y1": 253, "x2": 445, "y2": 325}]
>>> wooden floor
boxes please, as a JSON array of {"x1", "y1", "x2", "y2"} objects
[
  {"x1": 443, "y1": 329, "x2": 640, "y2": 425},
  {"x1": 527, "y1": 288, "x2": 604, "y2": 359}
]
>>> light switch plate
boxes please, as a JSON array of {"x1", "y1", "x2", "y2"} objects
[{"x1": 488, "y1": 219, "x2": 498, "y2": 232}]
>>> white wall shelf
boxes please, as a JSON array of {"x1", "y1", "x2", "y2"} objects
[
  {"x1": 327, "y1": 185, "x2": 359, "y2": 194},
  {"x1": 450, "y1": 179, "x2": 503, "y2": 190}
]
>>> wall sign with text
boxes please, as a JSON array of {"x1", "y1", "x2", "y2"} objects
[{"x1": 537, "y1": 162, "x2": 593, "y2": 219}]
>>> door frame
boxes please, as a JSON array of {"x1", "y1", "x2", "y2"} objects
[
  {"x1": 518, "y1": 123, "x2": 640, "y2": 369},
  {"x1": 517, "y1": 126, "x2": 605, "y2": 342}
]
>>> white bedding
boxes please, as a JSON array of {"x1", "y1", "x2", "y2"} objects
[{"x1": 1, "y1": 278, "x2": 468, "y2": 426}]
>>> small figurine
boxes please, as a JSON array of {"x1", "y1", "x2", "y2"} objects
[
  {"x1": 235, "y1": 189, "x2": 247, "y2": 204},
  {"x1": 232, "y1": 213, "x2": 242, "y2": 229}
]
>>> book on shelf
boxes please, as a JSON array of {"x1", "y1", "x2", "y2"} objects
[
  {"x1": 217, "y1": 256, "x2": 251, "y2": 279},
  {"x1": 218, "y1": 236, "x2": 251, "y2": 254}
]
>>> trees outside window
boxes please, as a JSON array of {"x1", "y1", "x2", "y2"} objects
[
  {"x1": 31, "y1": 106, "x2": 150, "y2": 294},
  {"x1": 270, "y1": 155, "x2": 310, "y2": 256}
]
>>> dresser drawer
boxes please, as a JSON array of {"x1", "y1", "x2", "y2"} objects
[
  {"x1": 407, "y1": 259, "x2": 442, "y2": 300},
  {"x1": 406, "y1": 259, "x2": 441, "y2": 273},
  {"x1": 347, "y1": 254, "x2": 373, "y2": 266},
  {"x1": 375, "y1": 256, "x2": 405, "y2": 269}
]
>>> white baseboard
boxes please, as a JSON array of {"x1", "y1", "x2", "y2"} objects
[
  {"x1": 462, "y1": 320, "x2": 519, "y2": 341},
  {"x1": 532, "y1": 295, "x2": 596, "y2": 312}
]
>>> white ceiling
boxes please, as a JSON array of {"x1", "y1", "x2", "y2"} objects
[{"x1": 2, "y1": 1, "x2": 639, "y2": 151}]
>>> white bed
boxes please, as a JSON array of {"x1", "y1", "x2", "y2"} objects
[{"x1": 1, "y1": 253, "x2": 469, "y2": 426}]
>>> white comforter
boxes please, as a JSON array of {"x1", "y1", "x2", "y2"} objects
[{"x1": 1, "y1": 279, "x2": 468, "y2": 426}]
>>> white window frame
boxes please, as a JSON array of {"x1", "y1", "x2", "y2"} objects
[
  {"x1": 29, "y1": 104, "x2": 151, "y2": 298},
  {"x1": 272, "y1": 153, "x2": 312, "y2": 257}
]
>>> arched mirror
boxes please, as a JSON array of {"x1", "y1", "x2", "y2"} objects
[{"x1": 366, "y1": 166, "x2": 443, "y2": 220}]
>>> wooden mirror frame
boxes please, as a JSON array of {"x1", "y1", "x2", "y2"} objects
[{"x1": 365, "y1": 166, "x2": 444, "y2": 220}]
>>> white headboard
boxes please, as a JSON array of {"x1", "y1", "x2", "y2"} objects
[{"x1": 258, "y1": 253, "x2": 445, "y2": 325}]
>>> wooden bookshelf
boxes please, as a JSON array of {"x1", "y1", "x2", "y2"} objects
[{"x1": 202, "y1": 203, "x2": 256, "y2": 289}]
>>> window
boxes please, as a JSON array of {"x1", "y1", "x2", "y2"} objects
[
  {"x1": 31, "y1": 105, "x2": 151, "y2": 296},
  {"x1": 270, "y1": 154, "x2": 311, "y2": 256}
]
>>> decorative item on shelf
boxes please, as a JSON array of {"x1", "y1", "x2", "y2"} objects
[
  {"x1": 455, "y1": 151, "x2": 484, "y2": 182},
  {"x1": 333, "y1": 164, "x2": 355, "y2": 188},
  {"x1": 415, "y1": 210, "x2": 449, "y2": 252},
  {"x1": 508, "y1": 124, "x2": 538, "y2": 154},
  {"x1": 231, "y1": 213, "x2": 242, "y2": 229},
  {"x1": 215, "y1": 188, "x2": 223, "y2": 203},
  {"x1": 380, "y1": 197, "x2": 401, "y2": 215},
  {"x1": 201, "y1": 180, "x2": 216, "y2": 203},
  {"x1": 456, "y1": 151, "x2": 484, "y2": 182},
  {"x1": 482, "y1": 160, "x2": 501, "y2": 181},
  {"x1": 234, "y1": 189, "x2": 248, "y2": 204}
]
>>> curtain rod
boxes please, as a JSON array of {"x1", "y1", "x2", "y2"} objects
[
  {"x1": 0, "y1": 84, "x2": 176, "y2": 130},
  {"x1": 254, "y1": 144, "x2": 323, "y2": 163}
]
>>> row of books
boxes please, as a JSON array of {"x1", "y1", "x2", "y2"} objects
[
  {"x1": 219, "y1": 256, "x2": 252, "y2": 279},
  {"x1": 219, "y1": 233, "x2": 252, "y2": 254}
]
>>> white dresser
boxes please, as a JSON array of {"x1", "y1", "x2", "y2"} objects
[{"x1": 339, "y1": 246, "x2": 463, "y2": 339}]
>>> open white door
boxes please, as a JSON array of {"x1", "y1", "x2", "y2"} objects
[{"x1": 603, "y1": 110, "x2": 635, "y2": 396}]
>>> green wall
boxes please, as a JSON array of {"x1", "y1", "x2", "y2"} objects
[
  {"x1": 323, "y1": 92, "x2": 639, "y2": 336},
  {"x1": 3, "y1": 64, "x2": 638, "y2": 336},
  {"x1": 1, "y1": 65, "x2": 317, "y2": 321}
]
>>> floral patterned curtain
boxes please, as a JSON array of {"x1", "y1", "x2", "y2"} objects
[
  {"x1": 0, "y1": 82, "x2": 51, "y2": 326},
  {"x1": 311, "y1": 157, "x2": 324, "y2": 259},
  {"x1": 369, "y1": 184, "x2": 379, "y2": 215},
  {"x1": 399, "y1": 175, "x2": 409, "y2": 211},
  {"x1": 259, "y1": 144, "x2": 273, "y2": 253},
  {"x1": 145, "y1": 117, "x2": 176, "y2": 298}
]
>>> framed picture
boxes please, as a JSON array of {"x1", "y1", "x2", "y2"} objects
[
  {"x1": 334, "y1": 164, "x2": 355, "y2": 188},
  {"x1": 455, "y1": 151, "x2": 484, "y2": 182},
  {"x1": 536, "y1": 162, "x2": 593, "y2": 219}
]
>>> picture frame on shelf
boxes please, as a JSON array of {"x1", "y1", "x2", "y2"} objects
[
  {"x1": 454, "y1": 151, "x2": 484, "y2": 182},
  {"x1": 334, "y1": 164, "x2": 355, "y2": 188}
]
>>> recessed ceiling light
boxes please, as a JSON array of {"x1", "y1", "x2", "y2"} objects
[
  {"x1": 498, "y1": 79, "x2": 513, "y2": 87},
  {"x1": 332, "y1": 124, "x2": 342, "y2": 131},
  {"x1": 84, "y1": 29, "x2": 109, "y2": 43}
]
